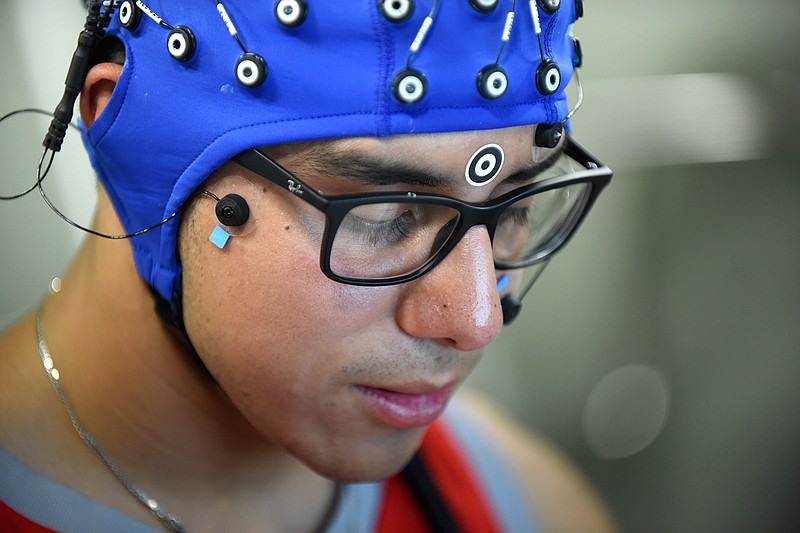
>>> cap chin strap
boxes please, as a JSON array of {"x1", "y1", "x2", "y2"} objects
[
  {"x1": 401, "y1": 454, "x2": 460, "y2": 531},
  {"x1": 148, "y1": 285, "x2": 215, "y2": 378}
]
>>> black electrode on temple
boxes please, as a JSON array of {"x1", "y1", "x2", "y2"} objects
[
  {"x1": 534, "y1": 123, "x2": 563, "y2": 148},
  {"x1": 215, "y1": 194, "x2": 250, "y2": 227}
]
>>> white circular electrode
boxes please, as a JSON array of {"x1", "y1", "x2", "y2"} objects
[
  {"x1": 167, "y1": 26, "x2": 196, "y2": 62},
  {"x1": 381, "y1": 0, "x2": 414, "y2": 22},
  {"x1": 477, "y1": 65, "x2": 508, "y2": 99},
  {"x1": 119, "y1": 0, "x2": 141, "y2": 30},
  {"x1": 536, "y1": 61, "x2": 561, "y2": 95},
  {"x1": 236, "y1": 53, "x2": 267, "y2": 88},
  {"x1": 274, "y1": 0, "x2": 307, "y2": 27},
  {"x1": 392, "y1": 69, "x2": 427, "y2": 104}
]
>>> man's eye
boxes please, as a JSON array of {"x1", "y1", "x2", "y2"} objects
[
  {"x1": 341, "y1": 204, "x2": 422, "y2": 247},
  {"x1": 502, "y1": 203, "x2": 533, "y2": 227}
]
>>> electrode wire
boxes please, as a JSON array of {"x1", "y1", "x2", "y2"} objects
[
  {"x1": 494, "y1": 0, "x2": 517, "y2": 65},
  {"x1": 36, "y1": 166, "x2": 184, "y2": 240},
  {"x1": 0, "y1": 109, "x2": 78, "y2": 200},
  {"x1": 406, "y1": 0, "x2": 441, "y2": 68},
  {"x1": 135, "y1": 0, "x2": 175, "y2": 30},
  {"x1": 214, "y1": 0, "x2": 248, "y2": 53},
  {"x1": 562, "y1": 68, "x2": 584, "y2": 123},
  {"x1": 528, "y1": 0, "x2": 546, "y2": 62}
]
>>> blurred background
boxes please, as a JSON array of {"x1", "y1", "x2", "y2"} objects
[{"x1": 2, "y1": 1, "x2": 798, "y2": 531}]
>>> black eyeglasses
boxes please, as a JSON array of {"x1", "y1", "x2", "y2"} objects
[{"x1": 232, "y1": 136, "x2": 612, "y2": 286}]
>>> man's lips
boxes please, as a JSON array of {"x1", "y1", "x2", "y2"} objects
[{"x1": 356, "y1": 385, "x2": 454, "y2": 429}]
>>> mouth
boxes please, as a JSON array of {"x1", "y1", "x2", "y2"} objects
[{"x1": 356, "y1": 384, "x2": 454, "y2": 429}]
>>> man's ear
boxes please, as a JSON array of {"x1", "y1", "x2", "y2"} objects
[{"x1": 79, "y1": 63, "x2": 123, "y2": 128}]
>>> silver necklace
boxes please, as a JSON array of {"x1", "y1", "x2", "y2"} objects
[{"x1": 35, "y1": 309, "x2": 186, "y2": 532}]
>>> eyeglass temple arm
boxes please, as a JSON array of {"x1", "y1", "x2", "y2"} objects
[
  {"x1": 232, "y1": 149, "x2": 329, "y2": 212},
  {"x1": 563, "y1": 136, "x2": 608, "y2": 172}
]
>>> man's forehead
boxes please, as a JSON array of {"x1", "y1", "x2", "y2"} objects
[
  {"x1": 268, "y1": 125, "x2": 538, "y2": 171},
  {"x1": 259, "y1": 124, "x2": 563, "y2": 195}
]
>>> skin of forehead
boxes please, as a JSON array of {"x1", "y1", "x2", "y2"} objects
[{"x1": 260, "y1": 125, "x2": 539, "y2": 196}]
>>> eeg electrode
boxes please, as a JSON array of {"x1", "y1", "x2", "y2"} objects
[{"x1": 465, "y1": 144, "x2": 505, "y2": 187}]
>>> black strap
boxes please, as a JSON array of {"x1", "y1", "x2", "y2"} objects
[
  {"x1": 401, "y1": 453, "x2": 461, "y2": 533},
  {"x1": 148, "y1": 285, "x2": 215, "y2": 379}
]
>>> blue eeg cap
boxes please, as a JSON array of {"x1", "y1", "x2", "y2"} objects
[{"x1": 81, "y1": 0, "x2": 581, "y2": 303}]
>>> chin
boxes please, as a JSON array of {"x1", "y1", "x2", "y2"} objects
[
  {"x1": 296, "y1": 428, "x2": 426, "y2": 483},
  {"x1": 315, "y1": 454, "x2": 414, "y2": 484}
]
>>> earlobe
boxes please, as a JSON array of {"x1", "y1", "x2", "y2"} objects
[{"x1": 79, "y1": 63, "x2": 123, "y2": 128}]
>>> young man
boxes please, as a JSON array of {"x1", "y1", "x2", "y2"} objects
[{"x1": 1, "y1": 1, "x2": 614, "y2": 531}]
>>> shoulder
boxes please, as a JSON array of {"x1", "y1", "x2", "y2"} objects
[{"x1": 447, "y1": 390, "x2": 617, "y2": 533}]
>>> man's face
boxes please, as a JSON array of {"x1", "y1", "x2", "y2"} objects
[{"x1": 179, "y1": 125, "x2": 539, "y2": 481}]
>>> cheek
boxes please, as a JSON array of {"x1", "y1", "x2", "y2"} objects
[
  {"x1": 180, "y1": 207, "x2": 410, "y2": 470},
  {"x1": 183, "y1": 225, "x2": 330, "y2": 435},
  {"x1": 184, "y1": 215, "x2": 335, "y2": 387},
  {"x1": 186, "y1": 227, "x2": 392, "y2": 355}
]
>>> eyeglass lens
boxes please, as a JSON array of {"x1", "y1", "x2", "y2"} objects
[
  {"x1": 330, "y1": 203, "x2": 461, "y2": 279},
  {"x1": 327, "y1": 182, "x2": 592, "y2": 281},
  {"x1": 493, "y1": 181, "x2": 591, "y2": 267}
]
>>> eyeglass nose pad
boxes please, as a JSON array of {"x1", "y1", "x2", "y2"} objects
[{"x1": 430, "y1": 216, "x2": 460, "y2": 256}]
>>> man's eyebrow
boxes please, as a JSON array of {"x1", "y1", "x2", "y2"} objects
[
  {"x1": 502, "y1": 142, "x2": 567, "y2": 185},
  {"x1": 295, "y1": 140, "x2": 567, "y2": 189},
  {"x1": 299, "y1": 149, "x2": 453, "y2": 189}
]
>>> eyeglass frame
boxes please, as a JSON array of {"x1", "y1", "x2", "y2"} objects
[{"x1": 231, "y1": 135, "x2": 612, "y2": 287}]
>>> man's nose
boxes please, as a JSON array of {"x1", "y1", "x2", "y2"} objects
[{"x1": 395, "y1": 226, "x2": 504, "y2": 352}]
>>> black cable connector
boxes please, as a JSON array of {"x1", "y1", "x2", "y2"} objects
[{"x1": 43, "y1": 0, "x2": 113, "y2": 152}]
